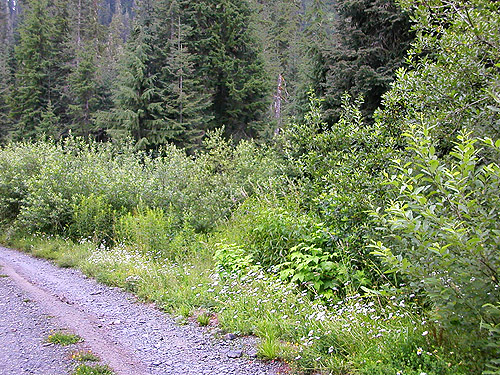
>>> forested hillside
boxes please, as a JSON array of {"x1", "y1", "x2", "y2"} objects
[
  {"x1": 0, "y1": 0, "x2": 413, "y2": 147},
  {"x1": 0, "y1": 0, "x2": 499, "y2": 374}
]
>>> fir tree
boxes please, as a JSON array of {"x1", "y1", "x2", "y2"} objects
[
  {"x1": 181, "y1": 0, "x2": 269, "y2": 140},
  {"x1": 9, "y1": 0, "x2": 72, "y2": 139},
  {"x1": 160, "y1": 1, "x2": 212, "y2": 150},
  {"x1": 0, "y1": 0, "x2": 14, "y2": 142},
  {"x1": 321, "y1": 0, "x2": 413, "y2": 123},
  {"x1": 248, "y1": 0, "x2": 303, "y2": 123},
  {"x1": 37, "y1": 100, "x2": 60, "y2": 138},
  {"x1": 99, "y1": 0, "x2": 126, "y2": 98},
  {"x1": 67, "y1": 44, "x2": 103, "y2": 136},
  {"x1": 109, "y1": 23, "x2": 171, "y2": 149},
  {"x1": 66, "y1": 0, "x2": 109, "y2": 136}
]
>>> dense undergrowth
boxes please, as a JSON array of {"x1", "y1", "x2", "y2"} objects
[{"x1": 1, "y1": 1, "x2": 500, "y2": 374}]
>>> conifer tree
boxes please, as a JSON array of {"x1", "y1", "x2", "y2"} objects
[
  {"x1": 0, "y1": 0, "x2": 14, "y2": 142},
  {"x1": 37, "y1": 100, "x2": 60, "y2": 138},
  {"x1": 66, "y1": 0, "x2": 108, "y2": 136},
  {"x1": 110, "y1": 22, "x2": 171, "y2": 149},
  {"x1": 293, "y1": 0, "x2": 335, "y2": 120},
  {"x1": 67, "y1": 45, "x2": 103, "y2": 136},
  {"x1": 9, "y1": 0, "x2": 72, "y2": 139},
  {"x1": 160, "y1": 1, "x2": 212, "y2": 150},
  {"x1": 181, "y1": 0, "x2": 269, "y2": 140},
  {"x1": 99, "y1": 0, "x2": 126, "y2": 95},
  {"x1": 321, "y1": 0, "x2": 413, "y2": 123},
  {"x1": 248, "y1": 0, "x2": 303, "y2": 123}
]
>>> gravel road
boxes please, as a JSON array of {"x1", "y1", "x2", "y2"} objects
[{"x1": 0, "y1": 246, "x2": 282, "y2": 375}]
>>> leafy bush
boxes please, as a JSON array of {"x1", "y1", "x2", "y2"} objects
[
  {"x1": 213, "y1": 242, "x2": 256, "y2": 274},
  {"x1": 371, "y1": 124, "x2": 500, "y2": 338},
  {"x1": 0, "y1": 132, "x2": 281, "y2": 239},
  {"x1": 114, "y1": 206, "x2": 182, "y2": 261},
  {"x1": 214, "y1": 196, "x2": 323, "y2": 268},
  {"x1": 70, "y1": 194, "x2": 117, "y2": 244},
  {"x1": 380, "y1": 0, "x2": 500, "y2": 152},
  {"x1": 279, "y1": 93, "x2": 395, "y2": 260},
  {"x1": 280, "y1": 241, "x2": 370, "y2": 298},
  {"x1": 0, "y1": 141, "x2": 52, "y2": 226}
]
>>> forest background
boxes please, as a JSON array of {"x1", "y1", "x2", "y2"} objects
[{"x1": 0, "y1": 0, "x2": 499, "y2": 374}]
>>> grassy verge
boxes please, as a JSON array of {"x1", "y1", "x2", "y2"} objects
[{"x1": 2, "y1": 233, "x2": 481, "y2": 375}]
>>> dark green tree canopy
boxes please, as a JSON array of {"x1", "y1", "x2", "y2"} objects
[{"x1": 316, "y1": 0, "x2": 414, "y2": 124}]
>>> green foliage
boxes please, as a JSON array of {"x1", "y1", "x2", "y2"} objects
[
  {"x1": 0, "y1": 141, "x2": 49, "y2": 226},
  {"x1": 9, "y1": 0, "x2": 72, "y2": 140},
  {"x1": 482, "y1": 303, "x2": 500, "y2": 374},
  {"x1": 70, "y1": 194, "x2": 117, "y2": 244},
  {"x1": 380, "y1": 0, "x2": 500, "y2": 151},
  {"x1": 72, "y1": 364, "x2": 113, "y2": 375},
  {"x1": 213, "y1": 242, "x2": 256, "y2": 274},
  {"x1": 320, "y1": 0, "x2": 414, "y2": 123},
  {"x1": 160, "y1": 5, "x2": 213, "y2": 151},
  {"x1": 274, "y1": 93, "x2": 396, "y2": 294},
  {"x1": 67, "y1": 45, "x2": 107, "y2": 136},
  {"x1": 72, "y1": 351, "x2": 100, "y2": 362},
  {"x1": 114, "y1": 206, "x2": 183, "y2": 261},
  {"x1": 257, "y1": 335, "x2": 283, "y2": 360},
  {"x1": 215, "y1": 196, "x2": 318, "y2": 268},
  {"x1": 281, "y1": 93, "x2": 394, "y2": 237},
  {"x1": 180, "y1": 0, "x2": 269, "y2": 139},
  {"x1": 0, "y1": 132, "x2": 280, "y2": 237},
  {"x1": 196, "y1": 311, "x2": 211, "y2": 326},
  {"x1": 371, "y1": 124, "x2": 500, "y2": 334},
  {"x1": 47, "y1": 330, "x2": 82, "y2": 346},
  {"x1": 109, "y1": 23, "x2": 174, "y2": 150},
  {"x1": 280, "y1": 241, "x2": 370, "y2": 298}
]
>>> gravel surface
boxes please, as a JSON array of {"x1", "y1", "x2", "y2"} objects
[
  {"x1": 0, "y1": 271, "x2": 74, "y2": 375},
  {"x1": 0, "y1": 246, "x2": 282, "y2": 375}
]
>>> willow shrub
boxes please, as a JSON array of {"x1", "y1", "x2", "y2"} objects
[
  {"x1": 0, "y1": 141, "x2": 54, "y2": 227},
  {"x1": 0, "y1": 131, "x2": 281, "y2": 239},
  {"x1": 371, "y1": 123, "x2": 500, "y2": 367}
]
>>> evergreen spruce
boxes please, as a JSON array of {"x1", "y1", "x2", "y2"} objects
[
  {"x1": 110, "y1": 22, "x2": 171, "y2": 149},
  {"x1": 9, "y1": 0, "x2": 72, "y2": 139},
  {"x1": 321, "y1": 0, "x2": 413, "y2": 122},
  {"x1": 67, "y1": 0, "x2": 109, "y2": 137},
  {"x1": 161, "y1": 1, "x2": 212, "y2": 150},
  {"x1": 249, "y1": 0, "x2": 303, "y2": 123},
  {"x1": 67, "y1": 45, "x2": 103, "y2": 136},
  {"x1": 0, "y1": 0, "x2": 14, "y2": 142},
  {"x1": 181, "y1": 0, "x2": 269, "y2": 140}
]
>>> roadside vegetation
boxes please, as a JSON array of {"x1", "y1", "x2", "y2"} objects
[
  {"x1": 1, "y1": 1, "x2": 499, "y2": 374},
  {"x1": 47, "y1": 330, "x2": 82, "y2": 346}
]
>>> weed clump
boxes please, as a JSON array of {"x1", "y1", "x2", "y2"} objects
[{"x1": 47, "y1": 330, "x2": 82, "y2": 346}]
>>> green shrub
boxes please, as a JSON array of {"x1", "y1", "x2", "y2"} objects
[
  {"x1": 214, "y1": 196, "x2": 322, "y2": 268},
  {"x1": 114, "y1": 206, "x2": 182, "y2": 261},
  {"x1": 213, "y1": 242, "x2": 256, "y2": 274},
  {"x1": 276, "y1": 93, "x2": 394, "y2": 290},
  {"x1": 371, "y1": 125, "x2": 500, "y2": 350},
  {"x1": 380, "y1": 0, "x2": 500, "y2": 151},
  {"x1": 0, "y1": 141, "x2": 52, "y2": 227},
  {"x1": 70, "y1": 194, "x2": 117, "y2": 244},
  {"x1": 280, "y1": 241, "x2": 370, "y2": 298}
]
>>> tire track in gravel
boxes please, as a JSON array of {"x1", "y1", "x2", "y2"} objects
[
  {"x1": 0, "y1": 246, "x2": 281, "y2": 375},
  {"x1": 0, "y1": 268, "x2": 74, "y2": 375},
  {"x1": 0, "y1": 257, "x2": 148, "y2": 375}
]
